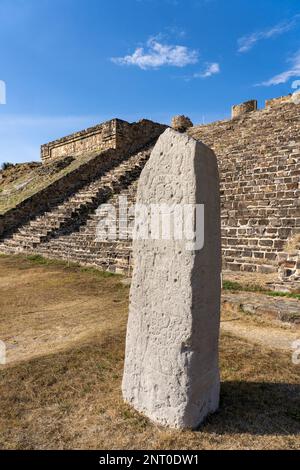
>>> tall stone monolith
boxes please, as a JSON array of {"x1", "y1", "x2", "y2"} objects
[{"x1": 122, "y1": 128, "x2": 221, "y2": 429}]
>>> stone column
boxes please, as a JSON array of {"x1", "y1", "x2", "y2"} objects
[{"x1": 122, "y1": 128, "x2": 221, "y2": 429}]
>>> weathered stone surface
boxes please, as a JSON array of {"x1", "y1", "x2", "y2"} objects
[
  {"x1": 231, "y1": 100, "x2": 257, "y2": 118},
  {"x1": 122, "y1": 128, "x2": 222, "y2": 429},
  {"x1": 171, "y1": 115, "x2": 193, "y2": 132},
  {"x1": 189, "y1": 97, "x2": 300, "y2": 288},
  {"x1": 265, "y1": 94, "x2": 292, "y2": 108},
  {"x1": 41, "y1": 118, "x2": 166, "y2": 164},
  {"x1": 222, "y1": 291, "x2": 300, "y2": 325}
]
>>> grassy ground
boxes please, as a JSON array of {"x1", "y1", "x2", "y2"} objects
[
  {"x1": 0, "y1": 254, "x2": 299, "y2": 450},
  {"x1": 0, "y1": 150, "x2": 101, "y2": 214}
]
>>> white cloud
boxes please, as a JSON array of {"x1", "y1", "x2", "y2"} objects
[
  {"x1": 257, "y1": 50, "x2": 300, "y2": 86},
  {"x1": 238, "y1": 16, "x2": 299, "y2": 53},
  {"x1": 111, "y1": 38, "x2": 198, "y2": 70},
  {"x1": 193, "y1": 62, "x2": 220, "y2": 78}
]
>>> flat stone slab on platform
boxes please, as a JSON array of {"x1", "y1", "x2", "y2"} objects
[{"x1": 222, "y1": 291, "x2": 300, "y2": 325}]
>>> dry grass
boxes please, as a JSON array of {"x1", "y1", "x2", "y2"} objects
[
  {"x1": 0, "y1": 150, "x2": 101, "y2": 214},
  {"x1": 0, "y1": 254, "x2": 127, "y2": 364},
  {"x1": 284, "y1": 234, "x2": 300, "y2": 254},
  {"x1": 0, "y1": 254, "x2": 299, "y2": 450},
  {"x1": 222, "y1": 270, "x2": 278, "y2": 290}
]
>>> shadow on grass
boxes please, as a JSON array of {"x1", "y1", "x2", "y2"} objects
[{"x1": 202, "y1": 381, "x2": 300, "y2": 436}]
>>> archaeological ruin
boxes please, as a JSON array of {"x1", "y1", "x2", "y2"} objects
[{"x1": 0, "y1": 93, "x2": 299, "y2": 292}]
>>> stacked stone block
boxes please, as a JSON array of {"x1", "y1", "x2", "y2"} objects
[{"x1": 41, "y1": 118, "x2": 166, "y2": 164}]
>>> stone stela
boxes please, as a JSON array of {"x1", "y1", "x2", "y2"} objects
[{"x1": 122, "y1": 128, "x2": 222, "y2": 429}]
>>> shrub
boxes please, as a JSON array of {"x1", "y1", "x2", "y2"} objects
[{"x1": 1, "y1": 162, "x2": 14, "y2": 171}]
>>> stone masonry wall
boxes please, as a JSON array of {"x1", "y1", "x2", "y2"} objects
[
  {"x1": 189, "y1": 96, "x2": 300, "y2": 280},
  {"x1": 41, "y1": 120, "x2": 118, "y2": 164},
  {"x1": 41, "y1": 118, "x2": 165, "y2": 164}
]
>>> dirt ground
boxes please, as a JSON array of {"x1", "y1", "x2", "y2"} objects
[{"x1": 0, "y1": 254, "x2": 299, "y2": 450}]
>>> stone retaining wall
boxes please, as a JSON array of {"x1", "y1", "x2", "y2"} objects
[
  {"x1": 41, "y1": 118, "x2": 165, "y2": 164},
  {"x1": 188, "y1": 95, "x2": 300, "y2": 283}
]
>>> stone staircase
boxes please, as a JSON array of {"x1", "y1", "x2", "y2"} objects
[
  {"x1": 35, "y1": 179, "x2": 139, "y2": 273},
  {"x1": 0, "y1": 145, "x2": 152, "y2": 257}
]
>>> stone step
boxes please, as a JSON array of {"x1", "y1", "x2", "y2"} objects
[
  {"x1": 222, "y1": 291, "x2": 300, "y2": 325},
  {"x1": 0, "y1": 146, "x2": 151, "y2": 257}
]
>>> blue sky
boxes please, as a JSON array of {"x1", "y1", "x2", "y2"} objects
[{"x1": 1, "y1": 0, "x2": 300, "y2": 164}]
